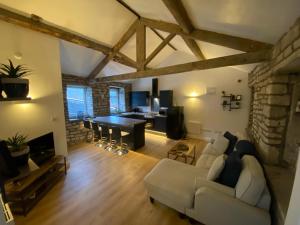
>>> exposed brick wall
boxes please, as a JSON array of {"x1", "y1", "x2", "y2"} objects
[
  {"x1": 62, "y1": 74, "x2": 131, "y2": 146},
  {"x1": 248, "y1": 17, "x2": 300, "y2": 165}
]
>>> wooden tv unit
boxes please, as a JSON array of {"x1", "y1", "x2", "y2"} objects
[{"x1": 4, "y1": 155, "x2": 66, "y2": 216}]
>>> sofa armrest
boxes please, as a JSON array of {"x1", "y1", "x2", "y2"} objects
[
  {"x1": 191, "y1": 187, "x2": 271, "y2": 225},
  {"x1": 195, "y1": 177, "x2": 235, "y2": 197}
]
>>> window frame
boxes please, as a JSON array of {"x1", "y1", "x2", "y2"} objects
[
  {"x1": 109, "y1": 86, "x2": 126, "y2": 114},
  {"x1": 66, "y1": 85, "x2": 94, "y2": 121}
]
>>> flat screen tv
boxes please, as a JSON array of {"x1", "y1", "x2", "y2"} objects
[{"x1": 28, "y1": 132, "x2": 55, "y2": 166}]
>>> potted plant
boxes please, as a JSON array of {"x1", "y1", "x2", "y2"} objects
[
  {"x1": 0, "y1": 59, "x2": 31, "y2": 98},
  {"x1": 6, "y1": 133, "x2": 30, "y2": 166}
]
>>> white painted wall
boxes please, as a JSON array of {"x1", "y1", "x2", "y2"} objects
[
  {"x1": 131, "y1": 52, "x2": 250, "y2": 139},
  {"x1": 0, "y1": 21, "x2": 68, "y2": 156},
  {"x1": 285, "y1": 152, "x2": 300, "y2": 225}
]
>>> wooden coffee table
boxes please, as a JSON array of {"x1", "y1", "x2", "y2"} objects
[{"x1": 167, "y1": 142, "x2": 196, "y2": 164}]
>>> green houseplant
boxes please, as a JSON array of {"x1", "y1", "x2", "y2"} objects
[
  {"x1": 0, "y1": 59, "x2": 31, "y2": 98},
  {"x1": 6, "y1": 133, "x2": 30, "y2": 166}
]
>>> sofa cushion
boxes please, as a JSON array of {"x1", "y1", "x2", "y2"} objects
[
  {"x1": 207, "y1": 154, "x2": 227, "y2": 181},
  {"x1": 218, "y1": 152, "x2": 242, "y2": 188},
  {"x1": 196, "y1": 154, "x2": 218, "y2": 169},
  {"x1": 211, "y1": 135, "x2": 229, "y2": 155},
  {"x1": 235, "y1": 140, "x2": 256, "y2": 158},
  {"x1": 235, "y1": 155, "x2": 266, "y2": 206},
  {"x1": 223, "y1": 131, "x2": 238, "y2": 155},
  {"x1": 144, "y1": 159, "x2": 208, "y2": 211}
]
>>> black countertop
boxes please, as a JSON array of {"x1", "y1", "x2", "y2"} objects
[{"x1": 94, "y1": 116, "x2": 146, "y2": 127}]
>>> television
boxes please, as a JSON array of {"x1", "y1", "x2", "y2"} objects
[{"x1": 28, "y1": 132, "x2": 55, "y2": 166}]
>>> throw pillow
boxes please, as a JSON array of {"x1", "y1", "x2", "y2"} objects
[
  {"x1": 223, "y1": 131, "x2": 238, "y2": 155},
  {"x1": 235, "y1": 140, "x2": 256, "y2": 158},
  {"x1": 207, "y1": 154, "x2": 227, "y2": 181},
  {"x1": 212, "y1": 135, "x2": 229, "y2": 155},
  {"x1": 217, "y1": 152, "x2": 242, "y2": 188}
]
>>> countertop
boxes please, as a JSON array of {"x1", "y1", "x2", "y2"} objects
[{"x1": 94, "y1": 116, "x2": 146, "y2": 127}]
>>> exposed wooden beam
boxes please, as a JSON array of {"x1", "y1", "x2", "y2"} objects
[
  {"x1": 182, "y1": 37, "x2": 205, "y2": 59},
  {"x1": 141, "y1": 17, "x2": 273, "y2": 52},
  {"x1": 99, "y1": 50, "x2": 271, "y2": 81},
  {"x1": 162, "y1": 0, "x2": 193, "y2": 33},
  {"x1": 114, "y1": 52, "x2": 137, "y2": 68},
  {"x1": 116, "y1": 0, "x2": 177, "y2": 51},
  {"x1": 88, "y1": 19, "x2": 138, "y2": 79},
  {"x1": 162, "y1": 0, "x2": 205, "y2": 60},
  {"x1": 150, "y1": 28, "x2": 177, "y2": 51},
  {"x1": 136, "y1": 21, "x2": 146, "y2": 71},
  {"x1": 0, "y1": 7, "x2": 136, "y2": 69},
  {"x1": 144, "y1": 33, "x2": 176, "y2": 66}
]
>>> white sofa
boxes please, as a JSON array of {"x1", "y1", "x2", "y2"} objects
[{"x1": 144, "y1": 140, "x2": 271, "y2": 225}]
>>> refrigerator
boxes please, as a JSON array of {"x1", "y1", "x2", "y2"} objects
[{"x1": 166, "y1": 106, "x2": 184, "y2": 140}]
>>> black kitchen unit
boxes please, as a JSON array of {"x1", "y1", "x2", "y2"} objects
[
  {"x1": 130, "y1": 91, "x2": 150, "y2": 108},
  {"x1": 160, "y1": 90, "x2": 173, "y2": 108}
]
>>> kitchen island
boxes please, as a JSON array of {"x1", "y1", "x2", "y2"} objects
[{"x1": 93, "y1": 116, "x2": 146, "y2": 150}]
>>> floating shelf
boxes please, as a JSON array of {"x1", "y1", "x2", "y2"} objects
[
  {"x1": 0, "y1": 97, "x2": 31, "y2": 102},
  {"x1": 221, "y1": 92, "x2": 241, "y2": 111}
]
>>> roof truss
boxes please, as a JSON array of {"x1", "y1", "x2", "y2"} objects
[
  {"x1": 162, "y1": 0, "x2": 205, "y2": 60},
  {"x1": 0, "y1": 4, "x2": 274, "y2": 81}
]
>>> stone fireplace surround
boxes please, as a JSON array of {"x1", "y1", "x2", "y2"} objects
[{"x1": 248, "y1": 17, "x2": 300, "y2": 167}]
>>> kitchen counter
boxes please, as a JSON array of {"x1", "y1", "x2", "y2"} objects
[{"x1": 93, "y1": 116, "x2": 146, "y2": 150}]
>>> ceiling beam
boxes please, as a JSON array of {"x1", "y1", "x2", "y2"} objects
[
  {"x1": 116, "y1": 0, "x2": 177, "y2": 51},
  {"x1": 162, "y1": 0, "x2": 205, "y2": 60},
  {"x1": 0, "y1": 7, "x2": 137, "y2": 69},
  {"x1": 144, "y1": 33, "x2": 176, "y2": 66},
  {"x1": 150, "y1": 28, "x2": 177, "y2": 50},
  {"x1": 141, "y1": 17, "x2": 273, "y2": 52},
  {"x1": 114, "y1": 52, "x2": 137, "y2": 68},
  {"x1": 136, "y1": 21, "x2": 146, "y2": 71},
  {"x1": 88, "y1": 19, "x2": 138, "y2": 79},
  {"x1": 99, "y1": 49, "x2": 271, "y2": 82}
]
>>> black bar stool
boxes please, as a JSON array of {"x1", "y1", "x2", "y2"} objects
[
  {"x1": 92, "y1": 122, "x2": 103, "y2": 142},
  {"x1": 83, "y1": 119, "x2": 92, "y2": 142}
]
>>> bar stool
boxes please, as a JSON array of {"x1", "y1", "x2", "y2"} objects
[
  {"x1": 83, "y1": 120, "x2": 92, "y2": 142},
  {"x1": 117, "y1": 130, "x2": 130, "y2": 155},
  {"x1": 105, "y1": 127, "x2": 118, "y2": 152},
  {"x1": 92, "y1": 122, "x2": 100, "y2": 142},
  {"x1": 95, "y1": 125, "x2": 108, "y2": 148}
]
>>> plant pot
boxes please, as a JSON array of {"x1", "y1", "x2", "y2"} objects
[
  {"x1": 10, "y1": 146, "x2": 30, "y2": 166},
  {"x1": 0, "y1": 78, "x2": 29, "y2": 98}
]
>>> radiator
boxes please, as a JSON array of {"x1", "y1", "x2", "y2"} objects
[{"x1": 0, "y1": 194, "x2": 14, "y2": 225}]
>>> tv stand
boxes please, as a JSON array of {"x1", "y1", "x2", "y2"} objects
[{"x1": 4, "y1": 156, "x2": 66, "y2": 216}]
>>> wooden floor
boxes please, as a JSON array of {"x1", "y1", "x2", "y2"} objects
[{"x1": 15, "y1": 134, "x2": 206, "y2": 225}]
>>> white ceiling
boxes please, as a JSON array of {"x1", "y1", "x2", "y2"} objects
[{"x1": 0, "y1": 0, "x2": 299, "y2": 78}]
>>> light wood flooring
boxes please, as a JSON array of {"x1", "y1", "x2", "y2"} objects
[{"x1": 15, "y1": 133, "x2": 206, "y2": 225}]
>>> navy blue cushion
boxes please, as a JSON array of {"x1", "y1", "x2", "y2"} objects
[
  {"x1": 223, "y1": 131, "x2": 238, "y2": 155},
  {"x1": 217, "y1": 152, "x2": 242, "y2": 188},
  {"x1": 0, "y1": 141, "x2": 19, "y2": 178},
  {"x1": 235, "y1": 140, "x2": 256, "y2": 158}
]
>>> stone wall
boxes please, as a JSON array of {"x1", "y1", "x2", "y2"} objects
[
  {"x1": 248, "y1": 18, "x2": 300, "y2": 165},
  {"x1": 62, "y1": 74, "x2": 131, "y2": 146}
]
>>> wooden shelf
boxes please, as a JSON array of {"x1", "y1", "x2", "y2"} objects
[
  {"x1": 0, "y1": 97, "x2": 31, "y2": 102},
  {"x1": 4, "y1": 156, "x2": 66, "y2": 216}
]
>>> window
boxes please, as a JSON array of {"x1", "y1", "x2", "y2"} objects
[
  {"x1": 109, "y1": 87, "x2": 125, "y2": 114},
  {"x1": 66, "y1": 85, "x2": 93, "y2": 120}
]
